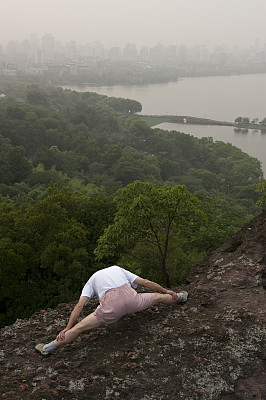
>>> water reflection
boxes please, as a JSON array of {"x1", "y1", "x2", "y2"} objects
[{"x1": 234, "y1": 128, "x2": 249, "y2": 134}]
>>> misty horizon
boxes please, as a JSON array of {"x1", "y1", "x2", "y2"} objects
[
  {"x1": 2, "y1": 33, "x2": 265, "y2": 55},
  {"x1": 1, "y1": 34, "x2": 265, "y2": 53},
  {"x1": 1, "y1": 0, "x2": 266, "y2": 49}
]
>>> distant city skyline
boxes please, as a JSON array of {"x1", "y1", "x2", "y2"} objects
[
  {"x1": 1, "y1": 0, "x2": 266, "y2": 49},
  {"x1": 2, "y1": 28, "x2": 265, "y2": 81},
  {"x1": 1, "y1": 32, "x2": 265, "y2": 54}
]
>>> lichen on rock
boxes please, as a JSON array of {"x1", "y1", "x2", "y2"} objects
[{"x1": 1, "y1": 210, "x2": 265, "y2": 399}]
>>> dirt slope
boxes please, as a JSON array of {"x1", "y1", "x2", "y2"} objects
[{"x1": 1, "y1": 210, "x2": 265, "y2": 400}]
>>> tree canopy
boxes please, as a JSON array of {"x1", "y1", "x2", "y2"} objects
[
  {"x1": 0, "y1": 186, "x2": 115, "y2": 327},
  {"x1": 95, "y1": 181, "x2": 205, "y2": 286},
  {"x1": 257, "y1": 180, "x2": 266, "y2": 205},
  {"x1": 0, "y1": 77, "x2": 264, "y2": 326}
]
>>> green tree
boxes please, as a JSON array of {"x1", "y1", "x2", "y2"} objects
[
  {"x1": 180, "y1": 168, "x2": 220, "y2": 192},
  {"x1": 103, "y1": 97, "x2": 142, "y2": 114},
  {"x1": 6, "y1": 104, "x2": 26, "y2": 120},
  {"x1": 112, "y1": 147, "x2": 161, "y2": 186},
  {"x1": 26, "y1": 164, "x2": 68, "y2": 186},
  {"x1": 0, "y1": 237, "x2": 35, "y2": 326},
  {"x1": 6, "y1": 146, "x2": 32, "y2": 184},
  {"x1": 257, "y1": 180, "x2": 266, "y2": 205},
  {"x1": 95, "y1": 181, "x2": 204, "y2": 286},
  {"x1": 0, "y1": 136, "x2": 31, "y2": 185},
  {"x1": 185, "y1": 191, "x2": 253, "y2": 252},
  {"x1": 26, "y1": 89, "x2": 48, "y2": 106},
  {"x1": 0, "y1": 186, "x2": 115, "y2": 326}
]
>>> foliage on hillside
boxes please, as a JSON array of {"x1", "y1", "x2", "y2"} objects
[
  {"x1": 0, "y1": 187, "x2": 115, "y2": 327},
  {"x1": 95, "y1": 181, "x2": 205, "y2": 286},
  {"x1": 256, "y1": 179, "x2": 266, "y2": 205},
  {"x1": 0, "y1": 77, "x2": 264, "y2": 326},
  {"x1": 0, "y1": 81, "x2": 262, "y2": 202}
]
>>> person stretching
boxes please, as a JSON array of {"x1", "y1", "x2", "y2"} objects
[{"x1": 35, "y1": 265, "x2": 188, "y2": 357}]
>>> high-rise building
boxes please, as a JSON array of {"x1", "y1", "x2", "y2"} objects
[
  {"x1": 93, "y1": 41, "x2": 106, "y2": 58},
  {"x1": 109, "y1": 47, "x2": 121, "y2": 60},
  {"x1": 149, "y1": 43, "x2": 164, "y2": 65},
  {"x1": 7, "y1": 40, "x2": 19, "y2": 54},
  {"x1": 30, "y1": 33, "x2": 40, "y2": 62},
  {"x1": 65, "y1": 41, "x2": 77, "y2": 59},
  {"x1": 122, "y1": 43, "x2": 138, "y2": 60},
  {"x1": 139, "y1": 47, "x2": 149, "y2": 61},
  {"x1": 179, "y1": 45, "x2": 188, "y2": 63},
  {"x1": 41, "y1": 33, "x2": 55, "y2": 61}
]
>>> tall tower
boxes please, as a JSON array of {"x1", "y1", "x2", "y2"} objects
[{"x1": 41, "y1": 33, "x2": 55, "y2": 61}]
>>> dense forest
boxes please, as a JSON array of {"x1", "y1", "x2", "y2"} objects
[{"x1": 0, "y1": 76, "x2": 265, "y2": 327}]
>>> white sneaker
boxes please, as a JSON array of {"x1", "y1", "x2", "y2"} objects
[
  {"x1": 35, "y1": 343, "x2": 51, "y2": 358},
  {"x1": 178, "y1": 291, "x2": 188, "y2": 304}
]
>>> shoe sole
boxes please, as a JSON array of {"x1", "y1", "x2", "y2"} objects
[
  {"x1": 179, "y1": 291, "x2": 189, "y2": 305},
  {"x1": 35, "y1": 346, "x2": 51, "y2": 358}
]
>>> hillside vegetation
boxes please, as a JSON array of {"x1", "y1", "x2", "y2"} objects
[{"x1": 0, "y1": 76, "x2": 264, "y2": 327}]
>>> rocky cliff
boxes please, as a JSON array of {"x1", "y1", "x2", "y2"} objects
[{"x1": 1, "y1": 210, "x2": 265, "y2": 400}]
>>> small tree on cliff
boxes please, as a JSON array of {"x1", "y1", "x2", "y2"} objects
[
  {"x1": 257, "y1": 180, "x2": 266, "y2": 206},
  {"x1": 94, "y1": 181, "x2": 204, "y2": 286}
]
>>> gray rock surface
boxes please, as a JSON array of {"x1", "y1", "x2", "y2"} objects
[{"x1": 1, "y1": 210, "x2": 265, "y2": 399}]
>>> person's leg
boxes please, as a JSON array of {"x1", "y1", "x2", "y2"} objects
[
  {"x1": 152, "y1": 291, "x2": 188, "y2": 305},
  {"x1": 35, "y1": 312, "x2": 101, "y2": 356},
  {"x1": 123, "y1": 288, "x2": 187, "y2": 317},
  {"x1": 54, "y1": 312, "x2": 101, "y2": 349},
  {"x1": 152, "y1": 292, "x2": 178, "y2": 305}
]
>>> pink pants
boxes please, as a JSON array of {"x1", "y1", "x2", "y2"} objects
[{"x1": 94, "y1": 284, "x2": 155, "y2": 324}]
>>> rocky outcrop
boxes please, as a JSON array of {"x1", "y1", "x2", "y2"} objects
[{"x1": 1, "y1": 210, "x2": 265, "y2": 400}]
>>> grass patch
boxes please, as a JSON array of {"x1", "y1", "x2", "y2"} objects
[{"x1": 137, "y1": 115, "x2": 169, "y2": 127}]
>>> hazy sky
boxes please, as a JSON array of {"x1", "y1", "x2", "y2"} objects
[{"x1": 1, "y1": 0, "x2": 266, "y2": 49}]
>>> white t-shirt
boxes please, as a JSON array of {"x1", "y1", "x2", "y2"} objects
[{"x1": 80, "y1": 265, "x2": 139, "y2": 300}]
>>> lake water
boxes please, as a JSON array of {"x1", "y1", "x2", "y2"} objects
[{"x1": 63, "y1": 74, "x2": 266, "y2": 176}]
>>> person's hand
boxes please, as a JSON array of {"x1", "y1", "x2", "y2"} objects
[
  {"x1": 56, "y1": 328, "x2": 68, "y2": 341},
  {"x1": 165, "y1": 290, "x2": 179, "y2": 300}
]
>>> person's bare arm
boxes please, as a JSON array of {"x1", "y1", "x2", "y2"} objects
[
  {"x1": 56, "y1": 296, "x2": 89, "y2": 341},
  {"x1": 134, "y1": 277, "x2": 178, "y2": 300}
]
